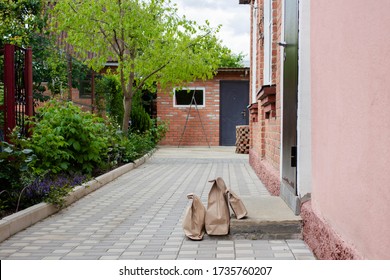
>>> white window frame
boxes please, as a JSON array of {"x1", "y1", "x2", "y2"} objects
[
  {"x1": 263, "y1": 0, "x2": 273, "y2": 85},
  {"x1": 173, "y1": 87, "x2": 206, "y2": 108}
]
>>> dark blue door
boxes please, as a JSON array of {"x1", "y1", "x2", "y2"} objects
[{"x1": 220, "y1": 80, "x2": 249, "y2": 146}]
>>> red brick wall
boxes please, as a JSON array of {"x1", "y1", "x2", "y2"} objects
[
  {"x1": 157, "y1": 69, "x2": 249, "y2": 146},
  {"x1": 249, "y1": 0, "x2": 282, "y2": 194},
  {"x1": 40, "y1": 87, "x2": 94, "y2": 113},
  {"x1": 71, "y1": 88, "x2": 94, "y2": 111}
]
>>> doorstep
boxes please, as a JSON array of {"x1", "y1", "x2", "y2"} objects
[{"x1": 230, "y1": 196, "x2": 303, "y2": 240}]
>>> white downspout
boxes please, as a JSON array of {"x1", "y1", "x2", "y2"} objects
[{"x1": 251, "y1": 2, "x2": 258, "y2": 103}]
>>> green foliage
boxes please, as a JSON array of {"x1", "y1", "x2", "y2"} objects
[
  {"x1": 30, "y1": 33, "x2": 67, "y2": 96},
  {"x1": 0, "y1": 97, "x2": 165, "y2": 216},
  {"x1": 27, "y1": 100, "x2": 110, "y2": 175},
  {"x1": 43, "y1": 184, "x2": 72, "y2": 209},
  {"x1": 0, "y1": 0, "x2": 60, "y2": 96},
  {"x1": 95, "y1": 75, "x2": 124, "y2": 125},
  {"x1": 130, "y1": 105, "x2": 152, "y2": 134},
  {"x1": 115, "y1": 136, "x2": 139, "y2": 164},
  {"x1": 218, "y1": 46, "x2": 246, "y2": 68},
  {"x1": 51, "y1": 0, "x2": 225, "y2": 133},
  {"x1": 130, "y1": 91, "x2": 152, "y2": 133},
  {"x1": 127, "y1": 132, "x2": 155, "y2": 159},
  {"x1": 96, "y1": 76, "x2": 153, "y2": 134},
  {"x1": 0, "y1": 0, "x2": 46, "y2": 47},
  {"x1": 0, "y1": 0, "x2": 90, "y2": 100},
  {"x1": 149, "y1": 119, "x2": 169, "y2": 144},
  {"x1": 104, "y1": 120, "x2": 165, "y2": 165},
  {"x1": 0, "y1": 141, "x2": 36, "y2": 211},
  {"x1": 0, "y1": 141, "x2": 35, "y2": 189},
  {"x1": 32, "y1": 35, "x2": 92, "y2": 98}
]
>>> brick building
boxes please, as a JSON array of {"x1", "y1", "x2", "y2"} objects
[
  {"x1": 157, "y1": 68, "x2": 249, "y2": 146},
  {"x1": 242, "y1": 0, "x2": 390, "y2": 259},
  {"x1": 244, "y1": 0, "x2": 312, "y2": 215},
  {"x1": 245, "y1": 0, "x2": 283, "y2": 196}
]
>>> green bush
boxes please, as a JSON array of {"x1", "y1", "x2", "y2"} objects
[
  {"x1": 95, "y1": 75, "x2": 158, "y2": 137},
  {"x1": 108, "y1": 130, "x2": 153, "y2": 164},
  {"x1": 130, "y1": 104, "x2": 152, "y2": 134},
  {"x1": 130, "y1": 90, "x2": 153, "y2": 133},
  {"x1": 0, "y1": 97, "x2": 165, "y2": 216},
  {"x1": 27, "y1": 100, "x2": 110, "y2": 175},
  {"x1": 0, "y1": 141, "x2": 36, "y2": 212},
  {"x1": 128, "y1": 132, "x2": 155, "y2": 158},
  {"x1": 95, "y1": 75, "x2": 124, "y2": 125},
  {"x1": 149, "y1": 118, "x2": 169, "y2": 144}
]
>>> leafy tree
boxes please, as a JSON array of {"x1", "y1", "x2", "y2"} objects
[
  {"x1": 0, "y1": 0, "x2": 49, "y2": 97},
  {"x1": 0, "y1": 0, "x2": 89, "y2": 100},
  {"x1": 50, "y1": 0, "x2": 227, "y2": 134},
  {"x1": 218, "y1": 46, "x2": 246, "y2": 68},
  {"x1": 0, "y1": 0, "x2": 45, "y2": 47}
]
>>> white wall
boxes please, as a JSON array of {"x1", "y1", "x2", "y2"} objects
[{"x1": 297, "y1": 0, "x2": 311, "y2": 199}]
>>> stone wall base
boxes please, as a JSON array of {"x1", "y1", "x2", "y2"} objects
[
  {"x1": 301, "y1": 201, "x2": 362, "y2": 260},
  {"x1": 249, "y1": 149, "x2": 280, "y2": 196}
]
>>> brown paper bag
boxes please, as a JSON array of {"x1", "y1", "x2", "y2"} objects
[
  {"x1": 205, "y1": 177, "x2": 230, "y2": 235},
  {"x1": 183, "y1": 193, "x2": 206, "y2": 240},
  {"x1": 226, "y1": 189, "x2": 247, "y2": 219}
]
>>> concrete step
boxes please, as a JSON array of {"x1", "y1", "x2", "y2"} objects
[{"x1": 230, "y1": 196, "x2": 303, "y2": 240}]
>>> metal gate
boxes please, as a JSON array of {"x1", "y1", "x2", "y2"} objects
[{"x1": 0, "y1": 44, "x2": 33, "y2": 141}]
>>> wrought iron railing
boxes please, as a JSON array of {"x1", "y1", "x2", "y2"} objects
[{"x1": 1, "y1": 44, "x2": 33, "y2": 141}]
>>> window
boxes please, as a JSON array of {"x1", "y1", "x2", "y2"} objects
[
  {"x1": 78, "y1": 72, "x2": 93, "y2": 99},
  {"x1": 173, "y1": 88, "x2": 205, "y2": 107},
  {"x1": 78, "y1": 79, "x2": 92, "y2": 98}
]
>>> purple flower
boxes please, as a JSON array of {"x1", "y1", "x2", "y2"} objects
[{"x1": 25, "y1": 173, "x2": 87, "y2": 201}]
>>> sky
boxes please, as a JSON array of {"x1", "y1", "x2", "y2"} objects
[{"x1": 170, "y1": 0, "x2": 251, "y2": 64}]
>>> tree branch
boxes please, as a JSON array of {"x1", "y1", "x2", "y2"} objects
[
  {"x1": 112, "y1": 28, "x2": 123, "y2": 57},
  {"x1": 135, "y1": 60, "x2": 171, "y2": 92},
  {"x1": 66, "y1": 2, "x2": 120, "y2": 56},
  {"x1": 135, "y1": 30, "x2": 212, "y2": 92}
]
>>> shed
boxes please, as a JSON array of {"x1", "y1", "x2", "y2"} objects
[{"x1": 157, "y1": 67, "x2": 250, "y2": 146}]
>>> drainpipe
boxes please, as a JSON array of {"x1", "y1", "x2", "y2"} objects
[{"x1": 251, "y1": 2, "x2": 258, "y2": 104}]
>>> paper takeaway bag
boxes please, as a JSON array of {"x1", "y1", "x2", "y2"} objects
[
  {"x1": 183, "y1": 193, "x2": 206, "y2": 240},
  {"x1": 226, "y1": 189, "x2": 248, "y2": 219},
  {"x1": 205, "y1": 177, "x2": 230, "y2": 235}
]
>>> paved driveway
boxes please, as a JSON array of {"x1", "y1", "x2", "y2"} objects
[{"x1": 0, "y1": 147, "x2": 315, "y2": 260}]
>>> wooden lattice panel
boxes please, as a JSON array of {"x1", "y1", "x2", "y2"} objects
[{"x1": 235, "y1": 125, "x2": 250, "y2": 154}]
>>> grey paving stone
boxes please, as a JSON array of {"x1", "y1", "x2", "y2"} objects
[
  {"x1": 216, "y1": 253, "x2": 235, "y2": 259},
  {"x1": 294, "y1": 254, "x2": 317, "y2": 260},
  {"x1": 122, "y1": 251, "x2": 142, "y2": 256},
  {"x1": 158, "y1": 255, "x2": 178, "y2": 260},
  {"x1": 0, "y1": 147, "x2": 316, "y2": 260}
]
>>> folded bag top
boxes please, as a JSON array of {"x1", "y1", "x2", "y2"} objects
[
  {"x1": 182, "y1": 193, "x2": 206, "y2": 240},
  {"x1": 226, "y1": 189, "x2": 248, "y2": 220},
  {"x1": 205, "y1": 177, "x2": 230, "y2": 235}
]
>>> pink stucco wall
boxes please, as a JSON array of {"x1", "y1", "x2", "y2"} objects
[{"x1": 311, "y1": 0, "x2": 390, "y2": 259}]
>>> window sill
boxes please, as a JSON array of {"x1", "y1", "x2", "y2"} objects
[{"x1": 257, "y1": 85, "x2": 276, "y2": 119}]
